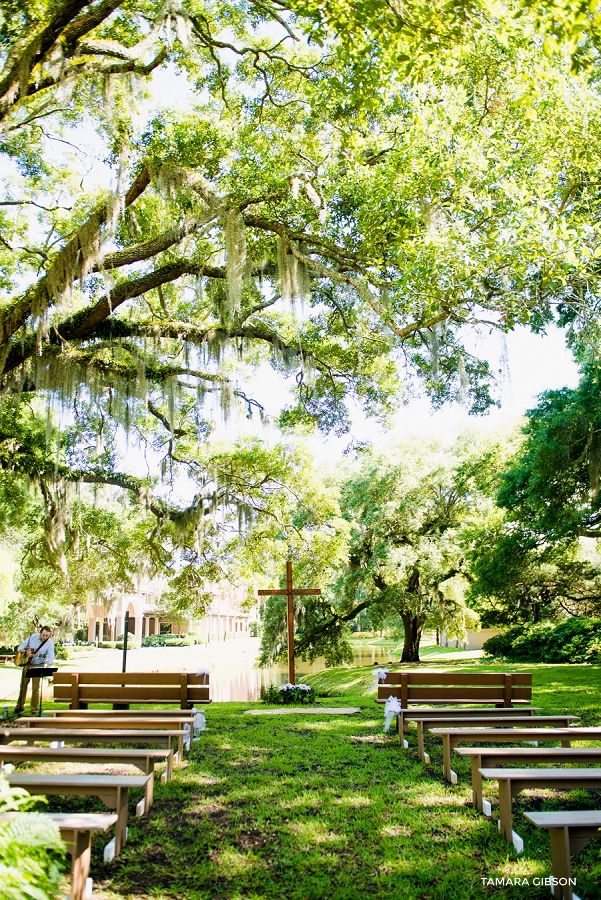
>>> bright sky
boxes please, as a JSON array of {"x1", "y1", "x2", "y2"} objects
[{"x1": 199, "y1": 323, "x2": 580, "y2": 469}]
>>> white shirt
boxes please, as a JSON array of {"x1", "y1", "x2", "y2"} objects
[{"x1": 17, "y1": 633, "x2": 55, "y2": 666}]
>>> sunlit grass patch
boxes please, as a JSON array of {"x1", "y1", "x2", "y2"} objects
[
  {"x1": 287, "y1": 821, "x2": 346, "y2": 845},
  {"x1": 332, "y1": 793, "x2": 372, "y2": 808},
  {"x1": 209, "y1": 847, "x2": 262, "y2": 875}
]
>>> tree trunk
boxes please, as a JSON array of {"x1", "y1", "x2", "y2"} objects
[{"x1": 401, "y1": 613, "x2": 425, "y2": 662}]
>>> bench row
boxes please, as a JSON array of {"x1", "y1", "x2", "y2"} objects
[
  {"x1": 378, "y1": 670, "x2": 600, "y2": 899},
  {"x1": 1, "y1": 707, "x2": 199, "y2": 899}
]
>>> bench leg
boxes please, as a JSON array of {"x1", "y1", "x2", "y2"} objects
[
  {"x1": 549, "y1": 826, "x2": 573, "y2": 900},
  {"x1": 497, "y1": 780, "x2": 513, "y2": 843},
  {"x1": 397, "y1": 714, "x2": 409, "y2": 748},
  {"x1": 417, "y1": 722, "x2": 427, "y2": 762},
  {"x1": 442, "y1": 736, "x2": 455, "y2": 783},
  {"x1": 471, "y1": 757, "x2": 483, "y2": 810},
  {"x1": 69, "y1": 829, "x2": 92, "y2": 900},
  {"x1": 114, "y1": 788, "x2": 128, "y2": 855},
  {"x1": 144, "y1": 763, "x2": 154, "y2": 812}
]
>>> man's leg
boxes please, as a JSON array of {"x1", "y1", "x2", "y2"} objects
[
  {"x1": 30, "y1": 678, "x2": 40, "y2": 715},
  {"x1": 15, "y1": 669, "x2": 29, "y2": 716}
]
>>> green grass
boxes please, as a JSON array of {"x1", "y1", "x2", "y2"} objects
[{"x1": 3, "y1": 663, "x2": 601, "y2": 899}]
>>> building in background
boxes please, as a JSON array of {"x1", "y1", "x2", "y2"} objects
[{"x1": 86, "y1": 579, "x2": 256, "y2": 643}]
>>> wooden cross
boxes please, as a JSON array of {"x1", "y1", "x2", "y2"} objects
[{"x1": 258, "y1": 561, "x2": 321, "y2": 684}]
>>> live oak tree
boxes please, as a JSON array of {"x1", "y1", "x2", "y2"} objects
[
  {"x1": 268, "y1": 437, "x2": 501, "y2": 665},
  {"x1": 4, "y1": 1, "x2": 601, "y2": 621},
  {"x1": 470, "y1": 365, "x2": 601, "y2": 624},
  {"x1": 0, "y1": 398, "x2": 349, "y2": 633}
]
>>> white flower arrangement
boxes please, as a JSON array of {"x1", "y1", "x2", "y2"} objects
[{"x1": 279, "y1": 683, "x2": 311, "y2": 692}]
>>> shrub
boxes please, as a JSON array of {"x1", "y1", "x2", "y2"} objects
[
  {"x1": 0, "y1": 773, "x2": 66, "y2": 899},
  {"x1": 483, "y1": 617, "x2": 601, "y2": 663},
  {"x1": 279, "y1": 683, "x2": 315, "y2": 704},
  {"x1": 53, "y1": 644, "x2": 72, "y2": 660},
  {"x1": 73, "y1": 628, "x2": 87, "y2": 642},
  {"x1": 97, "y1": 640, "x2": 140, "y2": 650},
  {"x1": 141, "y1": 634, "x2": 193, "y2": 647},
  {"x1": 260, "y1": 683, "x2": 315, "y2": 704},
  {"x1": 260, "y1": 684, "x2": 281, "y2": 704},
  {"x1": 142, "y1": 634, "x2": 200, "y2": 647}
]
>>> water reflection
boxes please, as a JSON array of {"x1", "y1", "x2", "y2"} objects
[{"x1": 211, "y1": 644, "x2": 389, "y2": 703}]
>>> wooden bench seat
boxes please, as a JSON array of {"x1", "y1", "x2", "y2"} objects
[
  {"x1": 479, "y1": 767, "x2": 601, "y2": 853},
  {"x1": 413, "y1": 714, "x2": 579, "y2": 763},
  {"x1": 20, "y1": 714, "x2": 194, "y2": 729},
  {"x1": 395, "y1": 706, "x2": 542, "y2": 744},
  {"x1": 428, "y1": 727, "x2": 601, "y2": 783},
  {"x1": 0, "y1": 726, "x2": 187, "y2": 760},
  {"x1": 5, "y1": 772, "x2": 150, "y2": 855},
  {"x1": 53, "y1": 671, "x2": 210, "y2": 709},
  {"x1": 0, "y1": 745, "x2": 174, "y2": 796},
  {"x1": 377, "y1": 671, "x2": 532, "y2": 708},
  {"x1": 455, "y1": 747, "x2": 601, "y2": 812},
  {"x1": 0, "y1": 811, "x2": 117, "y2": 900},
  {"x1": 52, "y1": 708, "x2": 199, "y2": 717},
  {"x1": 524, "y1": 810, "x2": 601, "y2": 900}
]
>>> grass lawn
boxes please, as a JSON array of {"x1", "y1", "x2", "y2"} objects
[{"x1": 3, "y1": 662, "x2": 601, "y2": 899}]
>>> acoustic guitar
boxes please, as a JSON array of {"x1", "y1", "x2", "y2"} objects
[{"x1": 14, "y1": 636, "x2": 49, "y2": 667}]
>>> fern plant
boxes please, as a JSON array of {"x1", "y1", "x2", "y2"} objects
[{"x1": 0, "y1": 774, "x2": 66, "y2": 900}]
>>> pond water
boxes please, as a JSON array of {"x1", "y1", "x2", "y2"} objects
[{"x1": 216, "y1": 642, "x2": 392, "y2": 702}]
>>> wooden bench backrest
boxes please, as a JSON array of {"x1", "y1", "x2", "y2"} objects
[
  {"x1": 53, "y1": 671, "x2": 210, "y2": 709},
  {"x1": 377, "y1": 671, "x2": 532, "y2": 708}
]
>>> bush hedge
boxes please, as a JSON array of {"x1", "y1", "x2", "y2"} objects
[
  {"x1": 98, "y1": 640, "x2": 140, "y2": 650},
  {"x1": 483, "y1": 617, "x2": 601, "y2": 663},
  {"x1": 141, "y1": 634, "x2": 197, "y2": 647}
]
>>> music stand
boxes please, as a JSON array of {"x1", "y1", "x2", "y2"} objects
[{"x1": 24, "y1": 666, "x2": 58, "y2": 717}]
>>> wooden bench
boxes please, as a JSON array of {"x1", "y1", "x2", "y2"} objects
[
  {"x1": 52, "y1": 708, "x2": 200, "y2": 717},
  {"x1": 0, "y1": 745, "x2": 174, "y2": 797},
  {"x1": 53, "y1": 671, "x2": 211, "y2": 709},
  {"x1": 377, "y1": 671, "x2": 533, "y2": 714},
  {"x1": 479, "y1": 767, "x2": 601, "y2": 853},
  {"x1": 0, "y1": 726, "x2": 187, "y2": 761},
  {"x1": 18, "y1": 715, "x2": 194, "y2": 756},
  {"x1": 5, "y1": 773, "x2": 150, "y2": 855},
  {"x1": 428, "y1": 727, "x2": 601, "y2": 783},
  {"x1": 0, "y1": 654, "x2": 13, "y2": 666},
  {"x1": 395, "y1": 706, "x2": 542, "y2": 745},
  {"x1": 20, "y1": 714, "x2": 194, "y2": 730},
  {"x1": 455, "y1": 747, "x2": 601, "y2": 813},
  {"x1": 0, "y1": 811, "x2": 117, "y2": 900},
  {"x1": 524, "y1": 810, "x2": 601, "y2": 900},
  {"x1": 413, "y1": 714, "x2": 579, "y2": 763}
]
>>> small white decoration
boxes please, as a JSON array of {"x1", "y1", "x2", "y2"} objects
[
  {"x1": 383, "y1": 696, "x2": 402, "y2": 733},
  {"x1": 375, "y1": 668, "x2": 389, "y2": 683},
  {"x1": 193, "y1": 711, "x2": 206, "y2": 736}
]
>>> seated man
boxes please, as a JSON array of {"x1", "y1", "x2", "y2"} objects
[{"x1": 15, "y1": 626, "x2": 55, "y2": 715}]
